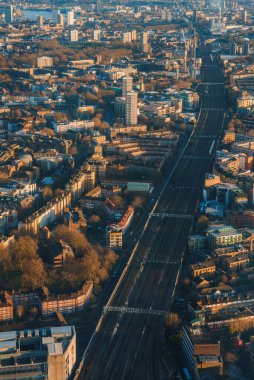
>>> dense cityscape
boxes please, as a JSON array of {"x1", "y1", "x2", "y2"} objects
[{"x1": 0, "y1": 0, "x2": 253, "y2": 379}]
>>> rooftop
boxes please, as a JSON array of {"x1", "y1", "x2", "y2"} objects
[
  {"x1": 0, "y1": 326, "x2": 75, "y2": 366},
  {"x1": 207, "y1": 224, "x2": 241, "y2": 237}
]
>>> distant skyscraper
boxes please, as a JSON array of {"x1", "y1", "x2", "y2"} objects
[
  {"x1": 67, "y1": 11, "x2": 75, "y2": 26},
  {"x1": 140, "y1": 31, "x2": 149, "y2": 53},
  {"x1": 93, "y1": 29, "x2": 101, "y2": 41},
  {"x1": 122, "y1": 32, "x2": 132, "y2": 44},
  {"x1": 122, "y1": 77, "x2": 133, "y2": 98},
  {"x1": 5, "y1": 5, "x2": 13, "y2": 24},
  {"x1": 58, "y1": 13, "x2": 64, "y2": 27},
  {"x1": 125, "y1": 91, "x2": 138, "y2": 126},
  {"x1": 37, "y1": 15, "x2": 43, "y2": 28},
  {"x1": 69, "y1": 30, "x2": 79, "y2": 43},
  {"x1": 243, "y1": 10, "x2": 248, "y2": 23},
  {"x1": 52, "y1": 9, "x2": 60, "y2": 24},
  {"x1": 131, "y1": 30, "x2": 137, "y2": 41},
  {"x1": 114, "y1": 97, "x2": 126, "y2": 119},
  {"x1": 229, "y1": 40, "x2": 237, "y2": 55},
  {"x1": 122, "y1": 31, "x2": 136, "y2": 43},
  {"x1": 242, "y1": 41, "x2": 250, "y2": 56}
]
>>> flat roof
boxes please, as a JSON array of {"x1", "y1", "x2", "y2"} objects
[
  {"x1": 47, "y1": 343, "x2": 63, "y2": 356},
  {"x1": 197, "y1": 355, "x2": 220, "y2": 363},
  {"x1": 50, "y1": 326, "x2": 73, "y2": 337},
  {"x1": 0, "y1": 331, "x2": 16, "y2": 342},
  {"x1": 0, "y1": 340, "x2": 16, "y2": 351}
]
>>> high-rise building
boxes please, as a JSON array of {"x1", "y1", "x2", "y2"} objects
[
  {"x1": 67, "y1": 10, "x2": 75, "y2": 26},
  {"x1": 68, "y1": 30, "x2": 79, "y2": 43},
  {"x1": 140, "y1": 31, "x2": 148, "y2": 45},
  {"x1": 140, "y1": 31, "x2": 149, "y2": 53},
  {"x1": 122, "y1": 77, "x2": 133, "y2": 98},
  {"x1": 131, "y1": 30, "x2": 137, "y2": 41},
  {"x1": 125, "y1": 91, "x2": 138, "y2": 126},
  {"x1": 114, "y1": 97, "x2": 126, "y2": 119},
  {"x1": 229, "y1": 41, "x2": 236, "y2": 55},
  {"x1": 52, "y1": 9, "x2": 60, "y2": 24},
  {"x1": 37, "y1": 15, "x2": 43, "y2": 28},
  {"x1": 5, "y1": 5, "x2": 13, "y2": 24},
  {"x1": 122, "y1": 32, "x2": 132, "y2": 44},
  {"x1": 58, "y1": 13, "x2": 64, "y2": 27},
  {"x1": 93, "y1": 29, "x2": 101, "y2": 41},
  {"x1": 236, "y1": 45, "x2": 243, "y2": 55},
  {"x1": 123, "y1": 31, "x2": 137, "y2": 43},
  {"x1": 243, "y1": 10, "x2": 248, "y2": 23},
  {"x1": 242, "y1": 41, "x2": 250, "y2": 56}
]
